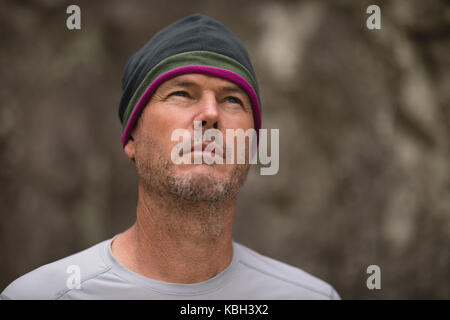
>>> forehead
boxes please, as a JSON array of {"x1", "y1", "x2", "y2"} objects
[{"x1": 159, "y1": 73, "x2": 245, "y2": 92}]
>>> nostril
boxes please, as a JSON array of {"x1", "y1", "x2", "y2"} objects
[
  {"x1": 201, "y1": 120, "x2": 207, "y2": 127},
  {"x1": 213, "y1": 122, "x2": 218, "y2": 129}
]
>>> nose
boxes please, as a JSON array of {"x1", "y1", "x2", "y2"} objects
[{"x1": 195, "y1": 92, "x2": 219, "y2": 130}]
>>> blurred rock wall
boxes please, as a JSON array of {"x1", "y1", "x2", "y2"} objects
[{"x1": 0, "y1": 0, "x2": 449, "y2": 299}]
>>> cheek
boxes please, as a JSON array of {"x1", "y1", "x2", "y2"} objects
[
  {"x1": 222, "y1": 111, "x2": 254, "y2": 131},
  {"x1": 222, "y1": 112, "x2": 255, "y2": 160},
  {"x1": 141, "y1": 105, "x2": 195, "y2": 152}
]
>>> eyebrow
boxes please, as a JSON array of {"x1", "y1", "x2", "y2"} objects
[
  {"x1": 220, "y1": 86, "x2": 246, "y2": 95},
  {"x1": 166, "y1": 79, "x2": 246, "y2": 95}
]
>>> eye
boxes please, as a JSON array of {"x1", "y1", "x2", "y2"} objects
[
  {"x1": 168, "y1": 90, "x2": 189, "y2": 98},
  {"x1": 226, "y1": 96, "x2": 243, "y2": 105}
]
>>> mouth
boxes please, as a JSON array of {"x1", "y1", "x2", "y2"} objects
[{"x1": 189, "y1": 142, "x2": 224, "y2": 159}]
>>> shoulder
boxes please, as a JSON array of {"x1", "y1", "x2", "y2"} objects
[
  {"x1": 1, "y1": 239, "x2": 112, "y2": 300},
  {"x1": 233, "y1": 242, "x2": 341, "y2": 300}
]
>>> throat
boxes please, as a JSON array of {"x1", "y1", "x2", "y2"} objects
[
  {"x1": 110, "y1": 191, "x2": 235, "y2": 284},
  {"x1": 112, "y1": 222, "x2": 234, "y2": 284}
]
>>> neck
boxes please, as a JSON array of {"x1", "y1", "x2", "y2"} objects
[{"x1": 111, "y1": 180, "x2": 235, "y2": 283}]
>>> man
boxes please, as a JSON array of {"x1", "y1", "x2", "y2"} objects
[{"x1": 1, "y1": 14, "x2": 340, "y2": 300}]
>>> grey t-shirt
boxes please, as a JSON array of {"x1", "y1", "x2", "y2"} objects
[{"x1": 1, "y1": 235, "x2": 340, "y2": 300}]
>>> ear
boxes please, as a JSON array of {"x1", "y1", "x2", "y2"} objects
[{"x1": 124, "y1": 137, "x2": 136, "y2": 162}]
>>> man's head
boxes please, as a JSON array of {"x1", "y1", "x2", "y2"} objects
[{"x1": 118, "y1": 14, "x2": 261, "y2": 203}]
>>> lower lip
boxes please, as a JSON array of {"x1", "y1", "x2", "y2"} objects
[{"x1": 189, "y1": 150, "x2": 222, "y2": 158}]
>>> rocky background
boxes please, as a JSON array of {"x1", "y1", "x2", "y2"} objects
[{"x1": 1, "y1": 0, "x2": 449, "y2": 299}]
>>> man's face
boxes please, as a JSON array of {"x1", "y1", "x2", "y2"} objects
[{"x1": 124, "y1": 73, "x2": 254, "y2": 202}]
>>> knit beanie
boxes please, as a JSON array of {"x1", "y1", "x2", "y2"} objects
[{"x1": 118, "y1": 13, "x2": 262, "y2": 148}]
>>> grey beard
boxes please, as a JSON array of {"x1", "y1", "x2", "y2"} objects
[
  {"x1": 135, "y1": 150, "x2": 249, "y2": 240},
  {"x1": 136, "y1": 152, "x2": 249, "y2": 203}
]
